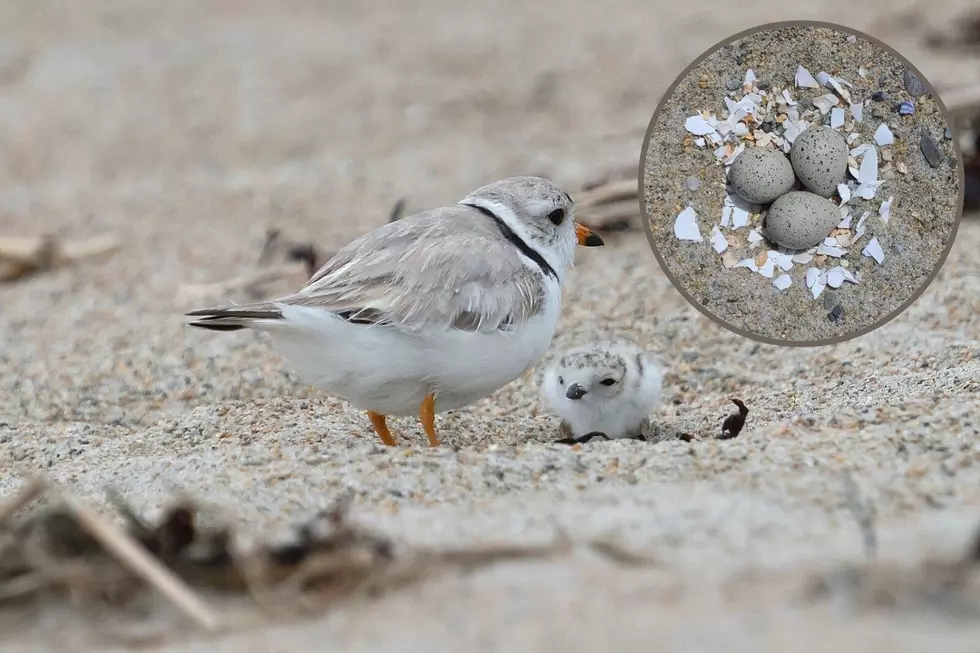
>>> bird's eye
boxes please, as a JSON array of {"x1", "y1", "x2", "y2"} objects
[
  {"x1": 600, "y1": 378, "x2": 617, "y2": 386},
  {"x1": 558, "y1": 376, "x2": 564, "y2": 385},
  {"x1": 548, "y1": 208, "x2": 565, "y2": 225}
]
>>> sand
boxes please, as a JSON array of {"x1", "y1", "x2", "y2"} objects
[
  {"x1": 2, "y1": 1, "x2": 980, "y2": 651},
  {"x1": 643, "y1": 24, "x2": 960, "y2": 344}
]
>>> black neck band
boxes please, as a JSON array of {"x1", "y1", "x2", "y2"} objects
[{"x1": 464, "y1": 203, "x2": 558, "y2": 280}]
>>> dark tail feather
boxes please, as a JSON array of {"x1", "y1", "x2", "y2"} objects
[
  {"x1": 184, "y1": 307, "x2": 284, "y2": 332},
  {"x1": 186, "y1": 321, "x2": 248, "y2": 332}
]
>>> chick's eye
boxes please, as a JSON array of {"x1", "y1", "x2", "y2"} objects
[
  {"x1": 558, "y1": 376, "x2": 564, "y2": 385},
  {"x1": 548, "y1": 208, "x2": 565, "y2": 225},
  {"x1": 600, "y1": 378, "x2": 617, "y2": 386}
]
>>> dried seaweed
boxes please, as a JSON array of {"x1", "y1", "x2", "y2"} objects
[
  {"x1": 719, "y1": 398, "x2": 749, "y2": 440},
  {"x1": 0, "y1": 475, "x2": 650, "y2": 641}
]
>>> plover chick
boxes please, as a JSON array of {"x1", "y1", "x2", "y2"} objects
[{"x1": 540, "y1": 341, "x2": 665, "y2": 443}]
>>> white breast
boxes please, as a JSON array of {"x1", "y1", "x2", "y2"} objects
[{"x1": 261, "y1": 275, "x2": 564, "y2": 417}]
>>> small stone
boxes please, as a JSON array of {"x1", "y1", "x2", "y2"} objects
[
  {"x1": 945, "y1": 127, "x2": 952, "y2": 140},
  {"x1": 757, "y1": 80, "x2": 770, "y2": 90},
  {"x1": 685, "y1": 176, "x2": 701, "y2": 191},
  {"x1": 822, "y1": 290, "x2": 840, "y2": 310},
  {"x1": 681, "y1": 349, "x2": 700, "y2": 362},
  {"x1": 726, "y1": 78, "x2": 741, "y2": 91},
  {"x1": 828, "y1": 304, "x2": 844, "y2": 323},
  {"x1": 920, "y1": 130, "x2": 942, "y2": 168},
  {"x1": 699, "y1": 75, "x2": 709, "y2": 89},
  {"x1": 903, "y1": 70, "x2": 928, "y2": 97},
  {"x1": 761, "y1": 121, "x2": 774, "y2": 133},
  {"x1": 892, "y1": 243, "x2": 905, "y2": 254},
  {"x1": 877, "y1": 75, "x2": 887, "y2": 87},
  {"x1": 898, "y1": 101, "x2": 915, "y2": 116},
  {"x1": 871, "y1": 91, "x2": 886, "y2": 102}
]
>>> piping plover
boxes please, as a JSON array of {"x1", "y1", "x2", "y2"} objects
[
  {"x1": 185, "y1": 176, "x2": 604, "y2": 447},
  {"x1": 540, "y1": 341, "x2": 665, "y2": 443}
]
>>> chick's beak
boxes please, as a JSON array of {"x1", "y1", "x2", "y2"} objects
[
  {"x1": 565, "y1": 383, "x2": 588, "y2": 400},
  {"x1": 574, "y1": 222, "x2": 604, "y2": 247}
]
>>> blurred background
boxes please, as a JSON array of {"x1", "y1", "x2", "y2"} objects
[{"x1": 1, "y1": 0, "x2": 977, "y2": 263}]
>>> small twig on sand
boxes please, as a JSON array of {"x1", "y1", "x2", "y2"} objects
[
  {"x1": 256, "y1": 228, "x2": 284, "y2": 267},
  {"x1": 55, "y1": 489, "x2": 222, "y2": 632},
  {"x1": 175, "y1": 262, "x2": 310, "y2": 305},
  {"x1": 572, "y1": 178, "x2": 637, "y2": 209},
  {"x1": 354, "y1": 528, "x2": 575, "y2": 600},
  {"x1": 842, "y1": 471, "x2": 878, "y2": 560},
  {"x1": 257, "y1": 228, "x2": 322, "y2": 277},
  {"x1": 587, "y1": 538, "x2": 659, "y2": 567},
  {"x1": 0, "y1": 476, "x2": 49, "y2": 526},
  {"x1": 0, "y1": 234, "x2": 121, "y2": 283},
  {"x1": 571, "y1": 178, "x2": 640, "y2": 233}
]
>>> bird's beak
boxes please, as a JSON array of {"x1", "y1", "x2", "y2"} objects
[
  {"x1": 565, "y1": 383, "x2": 588, "y2": 400},
  {"x1": 574, "y1": 222, "x2": 604, "y2": 247}
]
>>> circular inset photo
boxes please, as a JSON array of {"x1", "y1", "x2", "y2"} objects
[{"x1": 640, "y1": 21, "x2": 964, "y2": 346}]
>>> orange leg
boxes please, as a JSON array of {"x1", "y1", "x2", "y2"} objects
[
  {"x1": 419, "y1": 393, "x2": 440, "y2": 447},
  {"x1": 367, "y1": 411, "x2": 397, "y2": 447}
]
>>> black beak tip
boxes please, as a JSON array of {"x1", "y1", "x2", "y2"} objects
[
  {"x1": 565, "y1": 384, "x2": 588, "y2": 400},
  {"x1": 583, "y1": 233, "x2": 605, "y2": 247}
]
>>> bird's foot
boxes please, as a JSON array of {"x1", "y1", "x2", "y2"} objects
[
  {"x1": 419, "y1": 393, "x2": 441, "y2": 447},
  {"x1": 367, "y1": 411, "x2": 398, "y2": 446}
]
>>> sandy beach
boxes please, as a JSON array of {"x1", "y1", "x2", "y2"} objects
[{"x1": 2, "y1": 1, "x2": 980, "y2": 650}]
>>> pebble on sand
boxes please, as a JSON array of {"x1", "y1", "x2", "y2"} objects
[
  {"x1": 903, "y1": 69, "x2": 928, "y2": 98},
  {"x1": 919, "y1": 130, "x2": 943, "y2": 168}
]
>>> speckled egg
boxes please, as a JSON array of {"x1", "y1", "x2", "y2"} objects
[
  {"x1": 765, "y1": 191, "x2": 840, "y2": 250},
  {"x1": 727, "y1": 147, "x2": 795, "y2": 204},
  {"x1": 789, "y1": 126, "x2": 848, "y2": 197}
]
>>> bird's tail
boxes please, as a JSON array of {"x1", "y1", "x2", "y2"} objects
[{"x1": 184, "y1": 303, "x2": 284, "y2": 332}]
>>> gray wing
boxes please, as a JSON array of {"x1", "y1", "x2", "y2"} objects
[{"x1": 278, "y1": 206, "x2": 547, "y2": 334}]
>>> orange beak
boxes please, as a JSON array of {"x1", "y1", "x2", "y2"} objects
[{"x1": 574, "y1": 222, "x2": 604, "y2": 247}]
